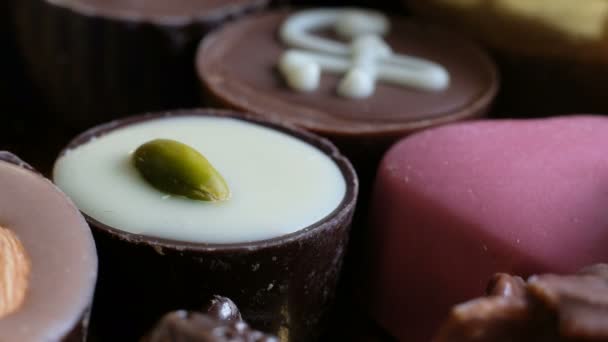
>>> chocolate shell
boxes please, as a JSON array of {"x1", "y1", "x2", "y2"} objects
[
  {"x1": 142, "y1": 296, "x2": 278, "y2": 342},
  {"x1": 196, "y1": 10, "x2": 498, "y2": 174},
  {"x1": 12, "y1": 0, "x2": 269, "y2": 131},
  {"x1": 56, "y1": 109, "x2": 358, "y2": 342},
  {"x1": 0, "y1": 152, "x2": 98, "y2": 341}
]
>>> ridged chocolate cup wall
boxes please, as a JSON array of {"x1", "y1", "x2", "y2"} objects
[
  {"x1": 12, "y1": 0, "x2": 269, "y2": 131},
  {"x1": 0, "y1": 152, "x2": 98, "y2": 341},
  {"x1": 55, "y1": 109, "x2": 358, "y2": 341}
]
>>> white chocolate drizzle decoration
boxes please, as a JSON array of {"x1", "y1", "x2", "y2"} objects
[{"x1": 278, "y1": 8, "x2": 450, "y2": 99}]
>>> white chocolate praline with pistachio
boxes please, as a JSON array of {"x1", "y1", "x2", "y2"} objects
[{"x1": 53, "y1": 116, "x2": 347, "y2": 244}]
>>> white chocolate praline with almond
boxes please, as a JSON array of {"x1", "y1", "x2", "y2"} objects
[{"x1": 53, "y1": 116, "x2": 347, "y2": 244}]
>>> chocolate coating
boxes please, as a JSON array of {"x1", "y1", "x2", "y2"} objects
[
  {"x1": 58, "y1": 109, "x2": 358, "y2": 342},
  {"x1": 435, "y1": 265, "x2": 608, "y2": 341},
  {"x1": 143, "y1": 296, "x2": 278, "y2": 342},
  {"x1": 12, "y1": 0, "x2": 269, "y2": 130},
  {"x1": 0, "y1": 152, "x2": 97, "y2": 341},
  {"x1": 63, "y1": 0, "x2": 267, "y2": 20},
  {"x1": 197, "y1": 11, "x2": 497, "y2": 139},
  {"x1": 204, "y1": 296, "x2": 243, "y2": 322}
]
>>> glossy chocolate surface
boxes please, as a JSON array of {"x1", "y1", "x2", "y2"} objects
[
  {"x1": 58, "y1": 109, "x2": 358, "y2": 341},
  {"x1": 143, "y1": 296, "x2": 278, "y2": 342},
  {"x1": 197, "y1": 10, "x2": 498, "y2": 138},
  {"x1": 0, "y1": 152, "x2": 97, "y2": 341},
  {"x1": 54, "y1": 0, "x2": 269, "y2": 22}
]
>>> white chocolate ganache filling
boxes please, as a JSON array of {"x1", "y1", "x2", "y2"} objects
[{"x1": 54, "y1": 116, "x2": 347, "y2": 244}]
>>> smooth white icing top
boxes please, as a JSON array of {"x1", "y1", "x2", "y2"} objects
[
  {"x1": 278, "y1": 8, "x2": 450, "y2": 98},
  {"x1": 53, "y1": 116, "x2": 346, "y2": 244}
]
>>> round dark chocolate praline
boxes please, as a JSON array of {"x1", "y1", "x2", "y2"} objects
[
  {"x1": 196, "y1": 10, "x2": 498, "y2": 168},
  {"x1": 12, "y1": 0, "x2": 269, "y2": 131},
  {"x1": 0, "y1": 152, "x2": 98, "y2": 341},
  {"x1": 56, "y1": 109, "x2": 358, "y2": 342}
]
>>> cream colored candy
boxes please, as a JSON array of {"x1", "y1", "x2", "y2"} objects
[{"x1": 54, "y1": 116, "x2": 346, "y2": 244}]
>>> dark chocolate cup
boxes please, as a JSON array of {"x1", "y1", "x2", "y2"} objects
[
  {"x1": 12, "y1": 0, "x2": 269, "y2": 131},
  {"x1": 55, "y1": 109, "x2": 359, "y2": 341},
  {"x1": 0, "y1": 152, "x2": 97, "y2": 341}
]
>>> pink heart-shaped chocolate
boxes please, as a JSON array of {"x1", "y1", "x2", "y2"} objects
[{"x1": 369, "y1": 116, "x2": 608, "y2": 342}]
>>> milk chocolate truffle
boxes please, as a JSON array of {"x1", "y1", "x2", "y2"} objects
[
  {"x1": 405, "y1": 0, "x2": 608, "y2": 116},
  {"x1": 435, "y1": 264, "x2": 608, "y2": 341},
  {"x1": 53, "y1": 109, "x2": 358, "y2": 341},
  {"x1": 0, "y1": 152, "x2": 97, "y2": 341},
  {"x1": 369, "y1": 116, "x2": 608, "y2": 341},
  {"x1": 12, "y1": 0, "x2": 269, "y2": 129},
  {"x1": 197, "y1": 8, "x2": 498, "y2": 170}
]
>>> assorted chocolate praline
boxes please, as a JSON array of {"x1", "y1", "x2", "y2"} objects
[
  {"x1": 12, "y1": 0, "x2": 270, "y2": 130},
  {"x1": 196, "y1": 9, "x2": 498, "y2": 172},
  {"x1": 404, "y1": 0, "x2": 608, "y2": 116},
  {"x1": 435, "y1": 264, "x2": 608, "y2": 341},
  {"x1": 5, "y1": 1, "x2": 608, "y2": 341},
  {"x1": 369, "y1": 115, "x2": 608, "y2": 341},
  {"x1": 142, "y1": 296, "x2": 278, "y2": 342},
  {"x1": 0, "y1": 152, "x2": 98, "y2": 341},
  {"x1": 53, "y1": 109, "x2": 358, "y2": 341}
]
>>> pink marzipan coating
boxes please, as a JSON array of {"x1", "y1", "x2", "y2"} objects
[{"x1": 369, "y1": 115, "x2": 608, "y2": 342}]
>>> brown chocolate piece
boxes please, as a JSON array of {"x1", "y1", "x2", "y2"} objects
[
  {"x1": 0, "y1": 152, "x2": 98, "y2": 341},
  {"x1": 58, "y1": 109, "x2": 358, "y2": 342},
  {"x1": 143, "y1": 296, "x2": 278, "y2": 342},
  {"x1": 204, "y1": 296, "x2": 243, "y2": 322},
  {"x1": 197, "y1": 10, "x2": 497, "y2": 170},
  {"x1": 12, "y1": 0, "x2": 269, "y2": 131},
  {"x1": 434, "y1": 264, "x2": 608, "y2": 341}
]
